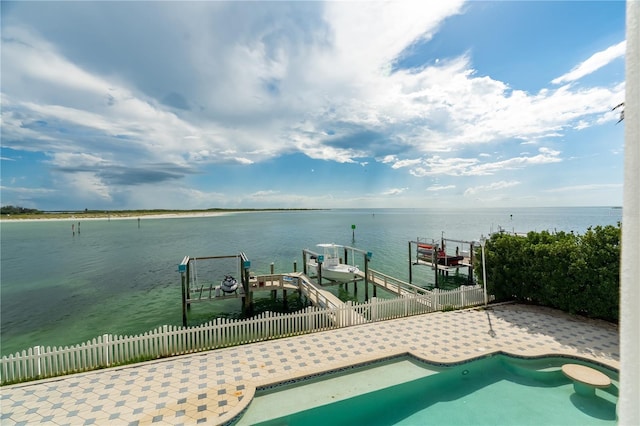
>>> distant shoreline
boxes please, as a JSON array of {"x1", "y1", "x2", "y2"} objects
[{"x1": 0, "y1": 209, "x2": 319, "y2": 223}]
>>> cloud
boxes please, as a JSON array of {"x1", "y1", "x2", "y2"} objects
[
  {"x1": 0, "y1": 2, "x2": 626, "y2": 208},
  {"x1": 0, "y1": 185, "x2": 56, "y2": 195},
  {"x1": 381, "y1": 187, "x2": 408, "y2": 196},
  {"x1": 552, "y1": 41, "x2": 626, "y2": 85},
  {"x1": 464, "y1": 180, "x2": 521, "y2": 196},
  {"x1": 250, "y1": 190, "x2": 280, "y2": 198},
  {"x1": 391, "y1": 158, "x2": 422, "y2": 169},
  {"x1": 407, "y1": 147, "x2": 561, "y2": 178},
  {"x1": 426, "y1": 184, "x2": 455, "y2": 192},
  {"x1": 409, "y1": 157, "x2": 479, "y2": 177},
  {"x1": 4, "y1": 2, "x2": 620, "y2": 168},
  {"x1": 545, "y1": 183, "x2": 622, "y2": 193}
]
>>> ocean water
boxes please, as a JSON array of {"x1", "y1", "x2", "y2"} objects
[{"x1": 0, "y1": 207, "x2": 621, "y2": 356}]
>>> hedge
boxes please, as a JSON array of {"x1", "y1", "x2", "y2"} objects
[{"x1": 475, "y1": 224, "x2": 620, "y2": 323}]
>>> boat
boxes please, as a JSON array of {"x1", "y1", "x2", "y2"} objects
[
  {"x1": 417, "y1": 243, "x2": 435, "y2": 257},
  {"x1": 220, "y1": 275, "x2": 239, "y2": 293},
  {"x1": 437, "y1": 252, "x2": 464, "y2": 266},
  {"x1": 417, "y1": 241, "x2": 464, "y2": 266},
  {"x1": 307, "y1": 243, "x2": 360, "y2": 283}
]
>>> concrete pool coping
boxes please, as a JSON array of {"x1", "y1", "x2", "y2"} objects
[{"x1": 0, "y1": 303, "x2": 619, "y2": 425}]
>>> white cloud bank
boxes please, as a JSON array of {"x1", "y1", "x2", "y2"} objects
[
  {"x1": 0, "y1": 2, "x2": 626, "y2": 208},
  {"x1": 552, "y1": 41, "x2": 626, "y2": 85}
]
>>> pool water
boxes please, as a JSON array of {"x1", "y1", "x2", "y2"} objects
[{"x1": 236, "y1": 355, "x2": 618, "y2": 426}]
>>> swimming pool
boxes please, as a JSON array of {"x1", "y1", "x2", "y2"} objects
[{"x1": 235, "y1": 354, "x2": 618, "y2": 425}]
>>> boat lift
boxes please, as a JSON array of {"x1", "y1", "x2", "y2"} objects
[
  {"x1": 302, "y1": 245, "x2": 372, "y2": 281},
  {"x1": 408, "y1": 237, "x2": 476, "y2": 288},
  {"x1": 178, "y1": 253, "x2": 252, "y2": 326},
  {"x1": 302, "y1": 244, "x2": 374, "y2": 296}
]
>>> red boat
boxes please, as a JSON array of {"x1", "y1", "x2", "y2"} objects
[{"x1": 417, "y1": 243, "x2": 435, "y2": 256}]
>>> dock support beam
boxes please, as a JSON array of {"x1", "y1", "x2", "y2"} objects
[
  {"x1": 181, "y1": 272, "x2": 187, "y2": 326},
  {"x1": 242, "y1": 253, "x2": 253, "y2": 315},
  {"x1": 408, "y1": 241, "x2": 413, "y2": 284},
  {"x1": 178, "y1": 256, "x2": 190, "y2": 327}
]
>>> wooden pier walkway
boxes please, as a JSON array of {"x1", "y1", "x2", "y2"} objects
[
  {"x1": 360, "y1": 269, "x2": 430, "y2": 297},
  {"x1": 294, "y1": 272, "x2": 368, "y2": 325}
]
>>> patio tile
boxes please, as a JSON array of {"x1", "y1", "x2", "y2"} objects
[{"x1": 0, "y1": 304, "x2": 619, "y2": 425}]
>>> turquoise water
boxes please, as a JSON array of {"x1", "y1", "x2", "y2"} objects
[
  {"x1": 0, "y1": 207, "x2": 621, "y2": 356},
  {"x1": 241, "y1": 355, "x2": 618, "y2": 426}
]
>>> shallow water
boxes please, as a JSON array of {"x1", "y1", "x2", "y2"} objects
[{"x1": 0, "y1": 207, "x2": 621, "y2": 356}]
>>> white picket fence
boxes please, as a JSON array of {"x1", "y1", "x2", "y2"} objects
[{"x1": 1, "y1": 285, "x2": 487, "y2": 385}]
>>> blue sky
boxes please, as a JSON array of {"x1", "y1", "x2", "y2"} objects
[{"x1": 0, "y1": 1, "x2": 626, "y2": 210}]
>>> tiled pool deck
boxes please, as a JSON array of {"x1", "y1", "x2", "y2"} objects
[{"x1": 0, "y1": 303, "x2": 619, "y2": 425}]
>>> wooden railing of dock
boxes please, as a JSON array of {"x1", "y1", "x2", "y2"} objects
[{"x1": 364, "y1": 269, "x2": 430, "y2": 297}]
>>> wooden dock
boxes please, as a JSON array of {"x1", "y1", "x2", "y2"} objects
[
  {"x1": 185, "y1": 274, "x2": 300, "y2": 304},
  {"x1": 177, "y1": 248, "x2": 443, "y2": 326},
  {"x1": 360, "y1": 269, "x2": 434, "y2": 308},
  {"x1": 294, "y1": 272, "x2": 368, "y2": 325}
]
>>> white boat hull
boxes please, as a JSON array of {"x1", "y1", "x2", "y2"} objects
[{"x1": 307, "y1": 260, "x2": 360, "y2": 282}]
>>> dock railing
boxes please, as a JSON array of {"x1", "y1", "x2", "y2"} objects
[
  {"x1": 366, "y1": 269, "x2": 430, "y2": 296},
  {"x1": 1, "y1": 282, "x2": 489, "y2": 385}
]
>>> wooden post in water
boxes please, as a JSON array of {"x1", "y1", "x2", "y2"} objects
[
  {"x1": 469, "y1": 242, "x2": 474, "y2": 285},
  {"x1": 364, "y1": 251, "x2": 370, "y2": 301},
  {"x1": 364, "y1": 279, "x2": 369, "y2": 301},
  {"x1": 186, "y1": 259, "x2": 191, "y2": 309},
  {"x1": 270, "y1": 262, "x2": 277, "y2": 300},
  {"x1": 181, "y1": 272, "x2": 187, "y2": 326},
  {"x1": 178, "y1": 256, "x2": 190, "y2": 327},
  {"x1": 408, "y1": 241, "x2": 413, "y2": 284},
  {"x1": 302, "y1": 250, "x2": 307, "y2": 276},
  {"x1": 433, "y1": 244, "x2": 439, "y2": 289},
  {"x1": 243, "y1": 259, "x2": 253, "y2": 315}
]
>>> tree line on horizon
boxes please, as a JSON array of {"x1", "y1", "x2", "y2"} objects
[
  {"x1": 0, "y1": 205, "x2": 43, "y2": 215},
  {"x1": 1, "y1": 205, "x2": 320, "y2": 216}
]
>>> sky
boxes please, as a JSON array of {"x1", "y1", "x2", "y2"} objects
[{"x1": 0, "y1": 1, "x2": 627, "y2": 210}]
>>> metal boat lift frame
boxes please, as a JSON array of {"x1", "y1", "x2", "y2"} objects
[
  {"x1": 408, "y1": 237, "x2": 476, "y2": 288},
  {"x1": 178, "y1": 253, "x2": 252, "y2": 326}
]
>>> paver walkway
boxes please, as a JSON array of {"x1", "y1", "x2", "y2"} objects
[{"x1": 0, "y1": 303, "x2": 619, "y2": 425}]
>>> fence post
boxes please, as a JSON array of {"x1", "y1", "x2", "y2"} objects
[
  {"x1": 35, "y1": 346, "x2": 42, "y2": 378},
  {"x1": 266, "y1": 311, "x2": 271, "y2": 338},
  {"x1": 163, "y1": 325, "x2": 169, "y2": 357},
  {"x1": 102, "y1": 334, "x2": 110, "y2": 367},
  {"x1": 371, "y1": 297, "x2": 378, "y2": 322},
  {"x1": 434, "y1": 288, "x2": 439, "y2": 310}
]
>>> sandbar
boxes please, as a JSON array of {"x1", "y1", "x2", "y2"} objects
[{"x1": 0, "y1": 211, "x2": 249, "y2": 223}]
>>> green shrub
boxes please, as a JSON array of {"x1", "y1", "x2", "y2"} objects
[{"x1": 474, "y1": 224, "x2": 620, "y2": 322}]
